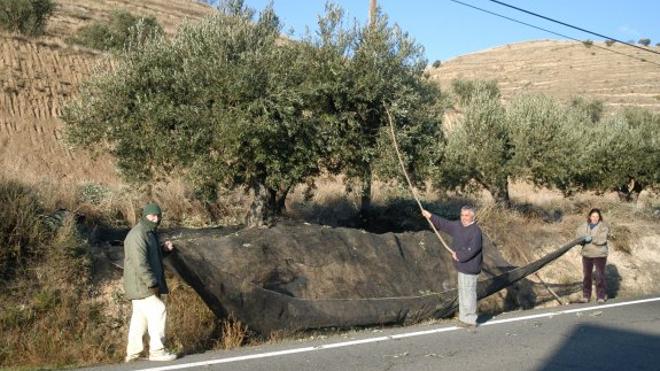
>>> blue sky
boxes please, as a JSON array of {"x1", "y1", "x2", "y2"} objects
[{"x1": 236, "y1": 0, "x2": 660, "y2": 62}]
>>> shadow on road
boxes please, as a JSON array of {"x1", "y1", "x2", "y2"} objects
[
  {"x1": 538, "y1": 324, "x2": 660, "y2": 371},
  {"x1": 605, "y1": 264, "x2": 622, "y2": 299}
]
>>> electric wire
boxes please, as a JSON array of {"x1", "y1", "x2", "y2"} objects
[
  {"x1": 487, "y1": 0, "x2": 660, "y2": 56},
  {"x1": 447, "y1": 0, "x2": 660, "y2": 67}
]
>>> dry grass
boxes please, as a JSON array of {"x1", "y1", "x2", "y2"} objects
[
  {"x1": 0, "y1": 199, "x2": 124, "y2": 368},
  {"x1": 167, "y1": 283, "x2": 250, "y2": 353},
  {"x1": 218, "y1": 314, "x2": 249, "y2": 350},
  {"x1": 165, "y1": 280, "x2": 224, "y2": 355},
  {"x1": 1, "y1": 175, "x2": 660, "y2": 369}
]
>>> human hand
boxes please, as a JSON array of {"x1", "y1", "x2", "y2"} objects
[
  {"x1": 422, "y1": 209, "x2": 432, "y2": 219},
  {"x1": 583, "y1": 235, "x2": 592, "y2": 243},
  {"x1": 451, "y1": 251, "x2": 458, "y2": 261},
  {"x1": 163, "y1": 240, "x2": 175, "y2": 251}
]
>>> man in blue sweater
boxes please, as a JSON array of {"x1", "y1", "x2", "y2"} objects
[{"x1": 422, "y1": 205, "x2": 483, "y2": 328}]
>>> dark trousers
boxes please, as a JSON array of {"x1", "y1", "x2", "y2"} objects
[{"x1": 582, "y1": 256, "x2": 607, "y2": 300}]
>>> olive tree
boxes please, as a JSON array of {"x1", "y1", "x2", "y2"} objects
[
  {"x1": 506, "y1": 94, "x2": 587, "y2": 195},
  {"x1": 581, "y1": 108, "x2": 660, "y2": 201},
  {"x1": 321, "y1": 9, "x2": 444, "y2": 215},
  {"x1": 63, "y1": 2, "x2": 330, "y2": 225},
  {"x1": 437, "y1": 81, "x2": 600, "y2": 204},
  {"x1": 436, "y1": 81, "x2": 512, "y2": 205}
]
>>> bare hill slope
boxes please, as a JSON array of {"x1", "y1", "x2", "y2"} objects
[
  {"x1": 430, "y1": 40, "x2": 660, "y2": 112},
  {"x1": 0, "y1": 0, "x2": 213, "y2": 184}
]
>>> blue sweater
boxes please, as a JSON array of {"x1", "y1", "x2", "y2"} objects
[{"x1": 430, "y1": 214, "x2": 483, "y2": 274}]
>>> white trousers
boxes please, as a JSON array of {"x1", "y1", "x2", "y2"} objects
[
  {"x1": 457, "y1": 272, "x2": 479, "y2": 325},
  {"x1": 126, "y1": 295, "x2": 167, "y2": 357}
]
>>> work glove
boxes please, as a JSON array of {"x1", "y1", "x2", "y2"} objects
[{"x1": 583, "y1": 235, "x2": 592, "y2": 243}]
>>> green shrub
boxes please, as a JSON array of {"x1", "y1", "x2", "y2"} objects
[
  {"x1": 0, "y1": 179, "x2": 51, "y2": 279},
  {"x1": 570, "y1": 96, "x2": 603, "y2": 123},
  {"x1": 638, "y1": 38, "x2": 651, "y2": 47},
  {"x1": 432, "y1": 59, "x2": 441, "y2": 68},
  {"x1": 0, "y1": 0, "x2": 56, "y2": 36},
  {"x1": 605, "y1": 39, "x2": 615, "y2": 47},
  {"x1": 582, "y1": 39, "x2": 593, "y2": 48},
  {"x1": 451, "y1": 79, "x2": 500, "y2": 106},
  {"x1": 68, "y1": 9, "x2": 162, "y2": 51},
  {"x1": 78, "y1": 183, "x2": 110, "y2": 205}
]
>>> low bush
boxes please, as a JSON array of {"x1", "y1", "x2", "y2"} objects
[
  {"x1": 0, "y1": 0, "x2": 56, "y2": 36},
  {"x1": 67, "y1": 9, "x2": 162, "y2": 51},
  {"x1": 0, "y1": 179, "x2": 51, "y2": 280}
]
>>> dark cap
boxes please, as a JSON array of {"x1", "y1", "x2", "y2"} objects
[{"x1": 142, "y1": 202, "x2": 162, "y2": 218}]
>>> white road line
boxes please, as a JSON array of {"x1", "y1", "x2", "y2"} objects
[{"x1": 137, "y1": 296, "x2": 660, "y2": 371}]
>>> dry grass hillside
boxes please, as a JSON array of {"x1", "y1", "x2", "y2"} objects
[
  {"x1": 430, "y1": 40, "x2": 660, "y2": 113},
  {"x1": 50, "y1": 0, "x2": 213, "y2": 37},
  {"x1": 0, "y1": 0, "x2": 213, "y2": 185}
]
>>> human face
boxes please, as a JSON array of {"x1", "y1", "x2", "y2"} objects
[
  {"x1": 460, "y1": 209, "x2": 475, "y2": 226},
  {"x1": 146, "y1": 214, "x2": 161, "y2": 224},
  {"x1": 589, "y1": 212, "x2": 600, "y2": 224}
]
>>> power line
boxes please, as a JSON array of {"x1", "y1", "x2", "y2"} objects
[
  {"x1": 447, "y1": 0, "x2": 660, "y2": 67},
  {"x1": 487, "y1": 0, "x2": 660, "y2": 56}
]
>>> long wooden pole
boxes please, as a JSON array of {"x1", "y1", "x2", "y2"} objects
[
  {"x1": 369, "y1": 0, "x2": 377, "y2": 26},
  {"x1": 384, "y1": 106, "x2": 453, "y2": 254}
]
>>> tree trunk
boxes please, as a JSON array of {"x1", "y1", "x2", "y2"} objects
[
  {"x1": 359, "y1": 170, "x2": 372, "y2": 218},
  {"x1": 246, "y1": 184, "x2": 291, "y2": 228},
  {"x1": 247, "y1": 183, "x2": 270, "y2": 228},
  {"x1": 483, "y1": 178, "x2": 511, "y2": 207},
  {"x1": 268, "y1": 186, "x2": 290, "y2": 216},
  {"x1": 617, "y1": 178, "x2": 643, "y2": 202}
]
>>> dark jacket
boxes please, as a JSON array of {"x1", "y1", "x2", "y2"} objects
[
  {"x1": 430, "y1": 214, "x2": 483, "y2": 274},
  {"x1": 123, "y1": 219, "x2": 169, "y2": 300}
]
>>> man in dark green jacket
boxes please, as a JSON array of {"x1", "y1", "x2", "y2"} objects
[{"x1": 124, "y1": 203, "x2": 177, "y2": 362}]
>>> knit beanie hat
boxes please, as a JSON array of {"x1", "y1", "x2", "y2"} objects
[{"x1": 142, "y1": 202, "x2": 162, "y2": 218}]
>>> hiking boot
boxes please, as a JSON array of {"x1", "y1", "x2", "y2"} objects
[
  {"x1": 124, "y1": 354, "x2": 140, "y2": 363},
  {"x1": 597, "y1": 298, "x2": 606, "y2": 304},
  {"x1": 148, "y1": 350, "x2": 177, "y2": 362}
]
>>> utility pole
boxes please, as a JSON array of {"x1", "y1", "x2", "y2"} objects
[{"x1": 369, "y1": 0, "x2": 377, "y2": 26}]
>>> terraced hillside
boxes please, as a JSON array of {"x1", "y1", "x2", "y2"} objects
[
  {"x1": 50, "y1": 0, "x2": 213, "y2": 37},
  {"x1": 430, "y1": 40, "x2": 660, "y2": 112},
  {"x1": 0, "y1": 0, "x2": 213, "y2": 184},
  {"x1": 2, "y1": 5, "x2": 659, "y2": 185}
]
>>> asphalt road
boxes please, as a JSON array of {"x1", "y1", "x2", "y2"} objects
[{"x1": 87, "y1": 296, "x2": 660, "y2": 371}]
